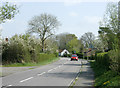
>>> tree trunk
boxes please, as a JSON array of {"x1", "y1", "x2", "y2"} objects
[{"x1": 42, "y1": 40, "x2": 44, "y2": 52}]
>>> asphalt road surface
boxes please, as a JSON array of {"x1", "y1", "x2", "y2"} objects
[{"x1": 2, "y1": 57, "x2": 82, "y2": 87}]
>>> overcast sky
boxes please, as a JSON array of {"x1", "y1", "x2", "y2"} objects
[{"x1": 1, "y1": 0, "x2": 117, "y2": 38}]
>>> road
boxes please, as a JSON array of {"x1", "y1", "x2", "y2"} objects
[{"x1": 2, "y1": 57, "x2": 82, "y2": 87}]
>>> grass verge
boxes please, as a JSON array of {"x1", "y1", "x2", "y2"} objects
[
  {"x1": 2, "y1": 57, "x2": 59, "y2": 67},
  {"x1": 90, "y1": 61, "x2": 120, "y2": 88}
]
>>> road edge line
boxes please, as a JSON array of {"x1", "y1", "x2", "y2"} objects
[{"x1": 68, "y1": 60, "x2": 83, "y2": 87}]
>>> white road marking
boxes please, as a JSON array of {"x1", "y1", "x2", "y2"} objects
[
  {"x1": 20, "y1": 77, "x2": 33, "y2": 83},
  {"x1": 53, "y1": 67, "x2": 58, "y2": 70},
  {"x1": 68, "y1": 78, "x2": 75, "y2": 86},
  {"x1": 48, "y1": 69, "x2": 53, "y2": 72},
  {"x1": 59, "y1": 65, "x2": 61, "y2": 68},
  {"x1": 8, "y1": 85, "x2": 12, "y2": 86},
  {"x1": 38, "y1": 72, "x2": 46, "y2": 76},
  {"x1": 68, "y1": 61, "x2": 82, "y2": 86},
  {"x1": 64, "y1": 62, "x2": 68, "y2": 64}
]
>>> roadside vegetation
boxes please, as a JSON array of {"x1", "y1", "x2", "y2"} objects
[
  {"x1": 90, "y1": 52, "x2": 120, "y2": 87},
  {"x1": 1, "y1": 3, "x2": 61, "y2": 66},
  {"x1": 90, "y1": 2, "x2": 120, "y2": 87},
  {"x1": 2, "y1": 31, "x2": 60, "y2": 66}
]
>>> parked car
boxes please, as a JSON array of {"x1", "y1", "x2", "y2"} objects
[{"x1": 71, "y1": 54, "x2": 78, "y2": 61}]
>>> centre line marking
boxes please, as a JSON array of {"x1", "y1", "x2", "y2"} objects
[
  {"x1": 20, "y1": 77, "x2": 33, "y2": 83},
  {"x1": 53, "y1": 67, "x2": 58, "y2": 69},
  {"x1": 8, "y1": 85, "x2": 12, "y2": 86},
  {"x1": 59, "y1": 65, "x2": 61, "y2": 67},
  {"x1": 48, "y1": 69, "x2": 53, "y2": 72},
  {"x1": 64, "y1": 62, "x2": 68, "y2": 64},
  {"x1": 38, "y1": 72, "x2": 46, "y2": 76}
]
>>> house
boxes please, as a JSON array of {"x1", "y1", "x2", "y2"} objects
[
  {"x1": 83, "y1": 44, "x2": 96, "y2": 58},
  {"x1": 59, "y1": 49, "x2": 70, "y2": 56}
]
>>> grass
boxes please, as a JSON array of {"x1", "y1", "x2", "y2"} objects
[
  {"x1": 90, "y1": 61, "x2": 120, "y2": 88},
  {"x1": 2, "y1": 57, "x2": 59, "y2": 67}
]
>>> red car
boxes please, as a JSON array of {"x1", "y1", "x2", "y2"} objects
[{"x1": 71, "y1": 54, "x2": 78, "y2": 61}]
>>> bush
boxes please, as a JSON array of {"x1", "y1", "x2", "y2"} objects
[
  {"x1": 67, "y1": 54, "x2": 72, "y2": 57},
  {"x1": 63, "y1": 53, "x2": 67, "y2": 57},
  {"x1": 95, "y1": 50, "x2": 120, "y2": 74},
  {"x1": 36, "y1": 53, "x2": 56, "y2": 63},
  {"x1": 91, "y1": 61, "x2": 120, "y2": 87},
  {"x1": 95, "y1": 52, "x2": 110, "y2": 70},
  {"x1": 108, "y1": 50, "x2": 120, "y2": 74},
  {"x1": 76, "y1": 53, "x2": 83, "y2": 58},
  {"x1": 2, "y1": 34, "x2": 57, "y2": 65},
  {"x1": 2, "y1": 36, "x2": 26, "y2": 64},
  {"x1": 91, "y1": 50, "x2": 120, "y2": 87},
  {"x1": 53, "y1": 52, "x2": 59, "y2": 57},
  {"x1": 89, "y1": 55, "x2": 96, "y2": 60}
]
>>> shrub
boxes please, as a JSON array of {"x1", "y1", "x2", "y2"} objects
[
  {"x1": 91, "y1": 61, "x2": 120, "y2": 87},
  {"x1": 94, "y1": 50, "x2": 120, "y2": 74},
  {"x1": 63, "y1": 52, "x2": 68, "y2": 57},
  {"x1": 2, "y1": 35, "x2": 26, "y2": 64},
  {"x1": 2, "y1": 34, "x2": 58, "y2": 65},
  {"x1": 36, "y1": 53, "x2": 56, "y2": 63},
  {"x1": 96, "y1": 52, "x2": 110, "y2": 70},
  {"x1": 76, "y1": 53, "x2": 83, "y2": 58},
  {"x1": 2, "y1": 34, "x2": 40, "y2": 64},
  {"x1": 54, "y1": 52, "x2": 58, "y2": 57},
  {"x1": 67, "y1": 54, "x2": 72, "y2": 57},
  {"x1": 108, "y1": 50, "x2": 120, "y2": 74}
]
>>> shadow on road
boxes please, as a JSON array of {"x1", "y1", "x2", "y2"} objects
[
  {"x1": 73, "y1": 62, "x2": 94, "y2": 87},
  {"x1": 64, "y1": 63, "x2": 81, "y2": 67},
  {"x1": 45, "y1": 72, "x2": 78, "y2": 79}
]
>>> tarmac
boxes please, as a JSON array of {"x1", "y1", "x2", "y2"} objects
[{"x1": 73, "y1": 60, "x2": 95, "y2": 88}]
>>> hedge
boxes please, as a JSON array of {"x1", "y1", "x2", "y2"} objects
[
  {"x1": 36, "y1": 53, "x2": 56, "y2": 63},
  {"x1": 108, "y1": 50, "x2": 120, "y2": 74},
  {"x1": 95, "y1": 52, "x2": 110, "y2": 70},
  {"x1": 94, "y1": 51, "x2": 120, "y2": 74},
  {"x1": 2, "y1": 34, "x2": 57, "y2": 65}
]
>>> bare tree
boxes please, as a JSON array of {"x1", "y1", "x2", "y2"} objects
[
  {"x1": 27, "y1": 13, "x2": 61, "y2": 52},
  {"x1": 81, "y1": 32, "x2": 95, "y2": 48}
]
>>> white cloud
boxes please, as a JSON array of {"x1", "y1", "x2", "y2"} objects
[
  {"x1": 84, "y1": 16, "x2": 102, "y2": 24},
  {"x1": 69, "y1": 12, "x2": 78, "y2": 17}
]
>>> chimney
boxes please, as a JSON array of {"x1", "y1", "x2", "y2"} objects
[{"x1": 5, "y1": 38, "x2": 8, "y2": 42}]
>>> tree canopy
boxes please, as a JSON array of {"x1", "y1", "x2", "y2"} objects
[
  {"x1": 27, "y1": 13, "x2": 61, "y2": 52},
  {"x1": 0, "y1": 2, "x2": 19, "y2": 24}
]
